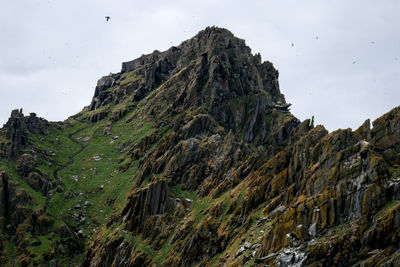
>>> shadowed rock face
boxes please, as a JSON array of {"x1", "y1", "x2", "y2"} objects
[
  {"x1": 2, "y1": 110, "x2": 49, "y2": 160},
  {"x1": 4, "y1": 109, "x2": 27, "y2": 160},
  {"x1": 122, "y1": 180, "x2": 170, "y2": 233},
  {"x1": 1, "y1": 110, "x2": 53, "y2": 195},
  {"x1": 16, "y1": 153, "x2": 54, "y2": 195},
  {"x1": 0, "y1": 170, "x2": 34, "y2": 237}
]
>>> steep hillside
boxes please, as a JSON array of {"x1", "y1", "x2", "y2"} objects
[{"x1": 0, "y1": 27, "x2": 399, "y2": 266}]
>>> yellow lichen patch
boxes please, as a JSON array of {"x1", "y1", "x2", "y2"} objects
[{"x1": 296, "y1": 195, "x2": 308, "y2": 205}]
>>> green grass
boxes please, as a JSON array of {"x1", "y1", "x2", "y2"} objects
[
  {"x1": 43, "y1": 95, "x2": 162, "y2": 260},
  {"x1": 374, "y1": 200, "x2": 400, "y2": 221},
  {"x1": 365, "y1": 200, "x2": 400, "y2": 234},
  {"x1": 29, "y1": 234, "x2": 54, "y2": 259},
  {"x1": 0, "y1": 161, "x2": 46, "y2": 206},
  {"x1": 0, "y1": 103, "x2": 159, "y2": 262},
  {"x1": 133, "y1": 235, "x2": 155, "y2": 256},
  {"x1": 120, "y1": 70, "x2": 143, "y2": 86},
  {"x1": 330, "y1": 222, "x2": 351, "y2": 236},
  {"x1": 2, "y1": 234, "x2": 16, "y2": 265},
  {"x1": 101, "y1": 228, "x2": 157, "y2": 261},
  {"x1": 30, "y1": 125, "x2": 82, "y2": 163},
  {"x1": 171, "y1": 184, "x2": 197, "y2": 200}
]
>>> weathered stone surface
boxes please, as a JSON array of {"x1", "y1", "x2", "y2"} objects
[
  {"x1": 89, "y1": 73, "x2": 121, "y2": 111},
  {"x1": 0, "y1": 169, "x2": 33, "y2": 237},
  {"x1": 89, "y1": 110, "x2": 109, "y2": 122},
  {"x1": 16, "y1": 153, "x2": 53, "y2": 195},
  {"x1": 370, "y1": 106, "x2": 400, "y2": 164},
  {"x1": 82, "y1": 234, "x2": 152, "y2": 267},
  {"x1": 122, "y1": 179, "x2": 170, "y2": 232},
  {"x1": 2, "y1": 109, "x2": 50, "y2": 160},
  {"x1": 4, "y1": 109, "x2": 27, "y2": 160}
]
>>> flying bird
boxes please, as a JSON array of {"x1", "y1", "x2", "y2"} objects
[
  {"x1": 291, "y1": 43, "x2": 294, "y2": 47},
  {"x1": 352, "y1": 61, "x2": 357, "y2": 64},
  {"x1": 316, "y1": 36, "x2": 319, "y2": 40},
  {"x1": 105, "y1": 16, "x2": 111, "y2": 21}
]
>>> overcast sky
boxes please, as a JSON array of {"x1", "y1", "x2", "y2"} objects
[{"x1": 1, "y1": 0, "x2": 399, "y2": 131}]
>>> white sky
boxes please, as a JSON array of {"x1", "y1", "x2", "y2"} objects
[{"x1": 1, "y1": 0, "x2": 399, "y2": 131}]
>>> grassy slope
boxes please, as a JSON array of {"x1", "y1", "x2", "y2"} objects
[{"x1": 0, "y1": 90, "x2": 161, "y2": 265}]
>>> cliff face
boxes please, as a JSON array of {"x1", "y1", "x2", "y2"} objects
[
  {"x1": 2, "y1": 109, "x2": 50, "y2": 160},
  {"x1": 0, "y1": 27, "x2": 399, "y2": 266}
]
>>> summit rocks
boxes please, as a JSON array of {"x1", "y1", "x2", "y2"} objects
[
  {"x1": 2, "y1": 109, "x2": 49, "y2": 160},
  {"x1": 87, "y1": 27, "x2": 289, "y2": 135}
]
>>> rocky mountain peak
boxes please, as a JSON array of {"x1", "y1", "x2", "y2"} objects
[
  {"x1": 178, "y1": 26, "x2": 251, "y2": 58},
  {"x1": 88, "y1": 27, "x2": 290, "y2": 144},
  {"x1": 120, "y1": 27, "x2": 250, "y2": 74}
]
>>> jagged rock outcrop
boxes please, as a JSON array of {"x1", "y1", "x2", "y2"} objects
[
  {"x1": 16, "y1": 153, "x2": 54, "y2": 195},
  {"x1": 122, "y1": 180, "x2": 174, "y2": 233},
  {"x1": 2, "y1": 109, "x2": 49, "y2": 160},
  {"x1": 87, "y1": 27, "x2": 289, "y2": 128},
  {"x1": 0, "y1": 169, "x2": 34, "y2": 235},
  {"x1": 4, "y1": 109, "x2": 28, "y2": 160},
  {"x1": 81, "y1": 235, "x2": 153, "y2": 267},
  {"x1": 370, "y1": 106, "x2": 400, "y2": 164},
  {"x1": 89, "y1": 73, "x2": 121, "y2": 111}
]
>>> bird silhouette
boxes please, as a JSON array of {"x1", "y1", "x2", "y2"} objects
[
  {"x1": 105, "y1": 16, "x2": 111, "y2": 21},
  {"x1": 291, "y1": 43, "x2": 294, "y2": 47}
]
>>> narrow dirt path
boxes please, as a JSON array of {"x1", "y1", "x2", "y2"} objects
[
  {"x1": 53, "y1": 122, "x2": 90, "y2": 181},
  {"x1": 44, "y1": 121, "x2": 91, "y2": 211}
]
